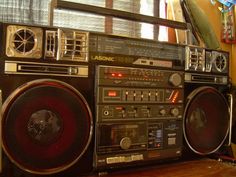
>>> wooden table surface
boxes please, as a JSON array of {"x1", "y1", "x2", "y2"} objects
[{"x1": 89, "y1": 158, "x2": 236, "y2": 177}]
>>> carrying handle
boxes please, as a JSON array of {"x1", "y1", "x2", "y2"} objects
[{"x1": 49, "y1": 0, "x2": 189, "y2": 30}]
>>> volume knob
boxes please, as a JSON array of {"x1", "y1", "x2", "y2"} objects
[
  {"x1": 169, "y1": 73, "x2": 182, "y2": 87},
  {"x1": 120, "y1": 137, "x2": 132, "y2": 150}
]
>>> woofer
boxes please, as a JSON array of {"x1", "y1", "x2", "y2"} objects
[
  {"x1": 1, "y1": 79, "x2": 93, "y2": 175},
  {"x1": 183, "y1": 86, "x2": 229, "y2": 155}
]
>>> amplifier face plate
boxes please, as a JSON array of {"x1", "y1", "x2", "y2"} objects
[{"x1": 94, "y1": 65, "x2": 184, "y2": 169}]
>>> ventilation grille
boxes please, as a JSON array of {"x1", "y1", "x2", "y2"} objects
[
  {"x1": 58, "y1": 29, "x2": 89, "y2": 62},
  {"x1": 13, "y1": 29, "x2": 35, "y2": 53},
  {"x1": 205, "y1": 50, "x2": 228, "y2": 74},
  {"x1": 185, "y1": 46, "x2": 205, "y2": 72},
  {"x1": 45, "y1": 30, "x2": 57, "y2": 58},
  {"x1": 215, "y1": 54, "x2": 227, "y2": 72},
  {"x1": 212, "y1": 51, "x2": 228, "y2": 73},
  {"x1": 6, "y1": 25, "x2": 43, "y2": 59}
]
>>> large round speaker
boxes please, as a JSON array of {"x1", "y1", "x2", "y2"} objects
[
  {"x1": 1, "y1": 79, "x2": 93, "y2": 175},
  {"x1": 183, "y1": 86, "x2": 229, "y2": 155}
]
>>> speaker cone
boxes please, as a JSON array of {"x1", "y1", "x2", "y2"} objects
[
  {"x1": 1, "y1": 79, "x2": 93, "y2": 175},
  {"x1": 183, "y1": 86, "x2": 229, "y2": 155}
]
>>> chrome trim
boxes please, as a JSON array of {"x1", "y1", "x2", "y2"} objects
[
  {"x1": 6, "y1": 25, "x2": 43, "y2": 58},
  {"x1": 227, "y1": 94, "x2": 233, "y2": 146},
  {"x1": 45, "y1": 30, "x2": 57, "y2": 58},
  {"x1": 0, "y1": 90, "x2": 2, "y2": 173},
  {"x1": 4, "y1": 61, "x2": 88, "y2": 77},
  {"x1": 185, "y1": 46, "x2": 205, "y2": 72},
  {"x1": 212, "y1": 51, "x2": 227, "y2": 73},
  {"x1": 57, "y1": 29, "x2": 89, "y2": 62},
  {"x1": 184, "y1": 73, "x2": 228, "y2": 85}
]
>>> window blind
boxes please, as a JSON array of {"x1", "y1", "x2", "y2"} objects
[{"x1": 0, "y1": 0, "x2": 160, "y2": 39}]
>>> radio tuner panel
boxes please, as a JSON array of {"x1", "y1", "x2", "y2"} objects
[
  {"x1": 89, "y1": 33, "x2": 185, "y2": 70},
  {"x1": 94, "y1": 65, "x2": 184, "y2": 170}
]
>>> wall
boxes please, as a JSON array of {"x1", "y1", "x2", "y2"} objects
[{"x1": 196, "y1": 0, "x2": 234, "y2": 85}]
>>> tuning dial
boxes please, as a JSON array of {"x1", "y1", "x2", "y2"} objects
[
  {"x1": 170, "y1": 108, "x2": 180, "y2": 117},
  {"x1": 120, "y1": 137, "x2": 132, "y2": 150},
  {"x1": 169, "y1": 73, "x2": 182, "y2": 87}
]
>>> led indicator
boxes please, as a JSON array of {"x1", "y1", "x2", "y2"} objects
[
  {"x1": 111, "y1": 73, "x2": 123, "y2": 77},
  {"x1": 108, "y1": 91, "x2": 117, "y2": 97},
  {"x1": 171, "y1": 91, "x2": 179, "y2": 103},
  {"x1": 116, "y1": 106, "x2": 123, "y2": 110}
]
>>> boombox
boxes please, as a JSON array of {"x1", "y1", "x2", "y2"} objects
[
  {"x1": 1, "y1": 21, "x2": 232, "y2": 176},
  {"x1": 183, "y1": 45, "x2": 231, "y2": 156},
  {"x1": 0, "y1": 22, "x2": 187, "y2": 176}
]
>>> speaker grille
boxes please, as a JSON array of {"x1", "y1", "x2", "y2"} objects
[
  {"x1": 183, "y1": 86, "x2": 229, "y2": 155},
  {"x1": 13, "y1": 28, "x2": 35, "y2": 53},
  {"x1": 58, "y1": 29, "x2": 89, "y2": 62},
  {"x1": 213, "y1": 52, "x2": 227, "y2": 73},
  {"x1": 185, "y1": 46, "x2": 205, "y2": 72},
  {"x1": 1, "y1": 79, "x2": 93, "y2": 175}
]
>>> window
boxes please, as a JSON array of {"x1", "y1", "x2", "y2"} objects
[
  {"x1": 0, "y1": 0, "x2": 48, "y2": 25},
  {"x1": 0, "y1": 0, "x2": 171, "y2": 41},
  {"x1": 140, "y1": 0, "x2": 154, "y2": 39},
  {"x1": 158, "y1": 0, "x2": 168, "y2": 41}
]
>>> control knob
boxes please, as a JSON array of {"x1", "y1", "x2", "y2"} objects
[
  {"x1": 159, "y1": 109, "x2": 166, "y2": 116},
  {"x1": 169, "y1": 73, "x2": 182, "y2": 87},
  {"x1": 170, "y1": 108, "x2": 180, "y2": 117},
  {"x1": 120, "y1": 137, "x2": 132, "y2": 150}
]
